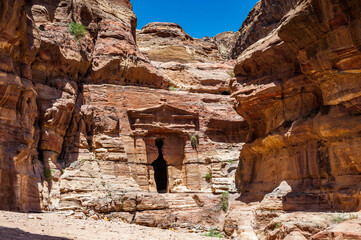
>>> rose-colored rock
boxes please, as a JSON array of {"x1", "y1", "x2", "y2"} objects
[
  {"x1": 1, "y1": 0, "x2": 361, "y2": 238},
  {"x1": 311, "y1": 219, "x2": 361, "y2": 240},
  {"x1": 0, "y1": 0, "x2": 171, "y2": 212},
  {"x1": 233, "y1": 0, "x2": 361, "y2": 213},
  {"x1": 231, "y1": 0, "x2": 298, "y2": 58}
]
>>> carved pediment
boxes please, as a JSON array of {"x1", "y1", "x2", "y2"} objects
[{"x1": 128, "y1": 104, "x2": 199, "y2": 131}]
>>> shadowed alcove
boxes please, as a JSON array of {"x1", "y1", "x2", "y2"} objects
[{"x1": 151, "y1": 138, "x2": 168, "y2": 193}]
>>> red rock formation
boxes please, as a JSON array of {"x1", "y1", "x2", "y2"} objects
[
  {"x1": 231, "y1": 0, "x2": 298, "y2": 58},
  {"x1": 233, "y1": 0, "x2": 361, "y2": 212},
  {"x1": 1, "y1": 0, "x2": 361, "y2": 238},
  {"x1": 0, "y1": 0, "x2": 171, "y2": 211}
]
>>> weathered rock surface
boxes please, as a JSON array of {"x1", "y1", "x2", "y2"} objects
[
  {"x1": 137, "y1": 22, "x2": 235, "y2": 94},
  {"x1": 137, "y1": 22, "x2": 223, "y2": 63},
  {"x1": 59, "y1": 86, "x2": 245, "y2": 198},
  {"x1": 224, "y1": 195, "x2": 361, "y2": 240},
  {"x1": 1, "y1": 0, "x2": 361, "y2": 239},
  {"x1": 0, "y1": 2, "x2": 245, "y2": 229},
  {"x1": 212, "y1": 31, "x2": 238, "y2": 59},
  {"x1": 233, "y1": 0, "x2": 361, "y2": 213},
  {"x1": 231, "y1": 0, "x2": 298, "y2": 58},
  {"x1": 0, "y1": 0, "x2": 170, "y2": 212}
]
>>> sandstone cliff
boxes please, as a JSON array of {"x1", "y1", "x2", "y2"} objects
[
  {"x1": 0, "y1": 0, "x2": 242, "y2": 225},
  {"x1": 1, "y1": 0, "x2": 361, "y2": 239},
  {"x1": 0, "y1": 0, "x2": 169, "y2": 211},
  {"x1": 233, "y1": 0, "x2": 361, "y2": 212},
  {"x1": 137, "y1": 22, "x2": 235, "y2": 94},
  {"x1": 231, "y1": 0, "x2": 298, "y2": 58}
]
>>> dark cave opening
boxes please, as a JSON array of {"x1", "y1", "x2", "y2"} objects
[{"x1": 151, "y1": 138, "x2": 168, "y2": 193}]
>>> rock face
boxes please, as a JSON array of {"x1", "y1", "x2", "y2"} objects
[
  {"x1": 231, "y1": 0, "x2": 298, "y2": 58},
  {"x1": 137, "y1": 22, "x2": 235, "y2": 94},
  {"x1": 0, "y1": 0, "x2": 243, "y2": 222},
  {"x1": 233, "y1": 0, "x2": 361, "y2": 212},
  {"x1": 137, "y1": 22, "x2": 223, "y2": 63},
  {"x1": 212, "y1": 31, "x2": 238, "y2": 59},
  {"x1": 0, "y1": 0, "x2": 170, "y2": 211},
  {"x1": 1, "y1": 0, "x2": 361, "y2": 239}
]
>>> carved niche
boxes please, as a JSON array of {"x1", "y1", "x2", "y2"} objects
[{"x1": 127, "y1": 104, "x2": 199, "y2": 132}]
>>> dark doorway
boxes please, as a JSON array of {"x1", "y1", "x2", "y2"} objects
[{"x1": 151, "y1": 138, "x2": 168, "y2": 193}]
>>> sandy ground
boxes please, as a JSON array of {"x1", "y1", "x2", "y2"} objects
[{"x1": 0, "y1": 211, "x2": 223, "y2": 240}]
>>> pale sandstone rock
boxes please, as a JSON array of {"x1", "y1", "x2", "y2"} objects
[
  {"x1": 137, "y1": 22, "x2": 235, "y2": 94},
  {"x1": 137, "y1": 22, "x2": 222, "y2": 63},
  {"x1": 311, "y1": 219, "x2": 361, "y2": 240}
]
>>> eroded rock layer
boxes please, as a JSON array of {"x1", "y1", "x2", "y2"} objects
[
  {"x1": 231, "y1": 0, "x2": 298, "y2": 58},
  {"x1": 0, "y1": 0, "x2": 242, "y2": 218},
  {"x1": 0, "y1": 0, "x2": 171, "y2": 211},
  {"x1": 233, "y1": 0, "x2": 361, "y2": 212},
  {"x1": 1, "y1": 0, "x2": 361, "y2": 239},
  {"x1": 137, "y1": 22, "x2": 235, "y2": 94}
]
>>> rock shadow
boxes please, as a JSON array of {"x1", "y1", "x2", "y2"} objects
[{"x1": 0, "y1": 226, "x2": 70, "y2": 240}]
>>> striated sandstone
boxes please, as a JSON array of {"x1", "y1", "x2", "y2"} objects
[
  {"x1": 1, "y1": 0, "x2": 361, "y2": 238},
  {"x1": 233, "y1": 0, "x2": 361, "y2": 213},
  {"x1": 0, "y1": 0, "x2": 171, "y2": 212},
  {"x1": 137, "y1": 22, "x2": 223, "y2": 63},
  {"x1": 137, "y1": 22, "x2": 235, "y2": 94},
  {"x1": 231, "y1": 0, "x2": 298, "y2": 58}
]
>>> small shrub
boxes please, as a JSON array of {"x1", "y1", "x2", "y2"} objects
[
  {"x1": 331, "y1": 213, "x2": 359, "y2": 224},
  {"x1": 43, "y1": 169, "x2": 54, "y2": 180},
  {"x1": 61, "y1": 169, "x2": 65, "y2": 174},
  {"x1": 69, "y1": 22, "x2": 86, "y2": 40},
  {"x1": 221, "y1": 191, "x2": 229, "y2": 212},
  {"x1": 190, "y1": 135, "x2": 198, "y2": 149},
  {"x1": 228, "y1": 145, "x2": 233, "y2": 149},
  {"x1": 168, "y1": 86, "x2": 177, "y2": 91},
  {"x1": 227, "y1": 160, "x2": 233, "y2": 164},
  {"x1": 349, "y1": 214, "x2": 359, "y2": 220},
  {"x1": 205, "y1": 173, "x2": 211, "y2": 181},
  {"x1": 203, "y1": 228, "x2": 223, "y2": 238},
  {"x1": 332, "y1": 214, "x2": 347, "y2": 224},
  {"x1": 274, "y1": 223, "x2": 281, "y2": 230}
]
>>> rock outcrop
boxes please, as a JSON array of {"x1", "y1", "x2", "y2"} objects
[
  {"x1": 233, "y1": 0, "x2": 361, "y2": 212},
  {"x1": 0, "y1": 0, "x2": 244, "y2": 223},
  {"x1": 231, "y1": 0, "x2": 298, "y2": 58},
  {"x1": 137, "y1": 22, "x2": 223, "y2": 63},
  {"x1": 1, "y1": 0, "x2": 361, "y2": 239},
  {"x1": 137, "y1": 22, "x2": 235, "y2": 94},
  {"x1": 0, "y1": 0, "x2": 171, "y2": 211}
]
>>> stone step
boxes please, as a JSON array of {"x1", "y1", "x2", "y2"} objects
[{"x1": 163, "y1": 194, "x2": 198, "y2": 209}]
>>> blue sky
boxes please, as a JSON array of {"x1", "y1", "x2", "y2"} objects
[{"x1": 132, "y1": 0, "x2": 259, "y2": 38}]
